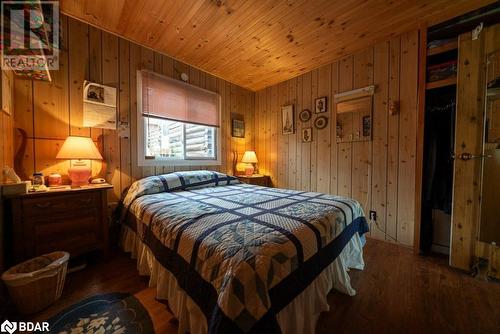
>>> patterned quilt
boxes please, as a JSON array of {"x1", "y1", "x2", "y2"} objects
[{"x1": 120, "y1": 171, "x2": 368, "y2": 333}]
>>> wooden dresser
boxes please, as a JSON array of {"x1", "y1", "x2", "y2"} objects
[
  {"x1": 3, "y1": 185, "x2": 111, "y2": 265},
  {"x1": 236, "y1": 175, "x2": 271, "y2": 187}
]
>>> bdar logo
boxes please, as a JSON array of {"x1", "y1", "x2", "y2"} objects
[{"x1": 0, "y1": 320, "x2": 17, "y2": 334}]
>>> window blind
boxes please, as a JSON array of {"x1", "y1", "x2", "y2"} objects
[{"x1": 140, "y1": 70, "x2": 220, "y2": 127}]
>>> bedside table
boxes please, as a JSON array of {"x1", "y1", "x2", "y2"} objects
[
  {"x1": 236, "y1": 175, "x2": 271, "y2": 187},
  {"x1": 3, "y1": 185, "x2": 112, "y2": 266}
]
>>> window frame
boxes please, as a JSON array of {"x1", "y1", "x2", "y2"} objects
[{"x1": 137, "y1": 70, "x2": 221, "y2": 167}]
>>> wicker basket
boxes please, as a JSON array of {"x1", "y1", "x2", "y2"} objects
[{"x1": 1, "y1": 251, "x2": 69, "y2": 314}]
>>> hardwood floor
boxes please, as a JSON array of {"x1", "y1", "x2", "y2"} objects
[
  {"x1": 2, "y1": 239, "x2": 499, "y2": 333},
  {"x1": 318, "y1": 239, "x2": 500, "y2": 333}
]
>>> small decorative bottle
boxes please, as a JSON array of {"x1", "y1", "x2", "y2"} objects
[{"x1": 32, "y1": 172, "x2": 44, "y2": 190}]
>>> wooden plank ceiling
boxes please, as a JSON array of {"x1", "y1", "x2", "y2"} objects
[{"x1": 61, "y1": 0, "x2": 495, "y2": 91}]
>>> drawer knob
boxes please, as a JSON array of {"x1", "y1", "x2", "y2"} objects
[
  {"x1": 35, "y1": 202, "x2": 52, "y2": 209},
  {"x1": 79, "y1": 198, "x2": 92, "y2": 204}
]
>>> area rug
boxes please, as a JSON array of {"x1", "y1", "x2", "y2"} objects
[{"x1": 41, "y1": 293, "x2": 154, "y2": 334}]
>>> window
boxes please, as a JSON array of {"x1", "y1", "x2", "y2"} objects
[
  {"x1": 137, "y1": 70, "x2": 221, "y2": 166},
  {"x1": 144, "y1": 117, "x2": 216, "y2": 160}
]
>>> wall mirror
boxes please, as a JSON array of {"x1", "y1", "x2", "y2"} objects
[{"x1": 334, "y1": 85, "x2": 374, "y2": 143}]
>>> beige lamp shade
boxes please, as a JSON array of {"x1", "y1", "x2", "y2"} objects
[
  {"x1": 241, "y1": 151, "x2": 258, "y2": 164},
  {"x1": 56, "y1": 136, "x2": 103, "y2": 160}
]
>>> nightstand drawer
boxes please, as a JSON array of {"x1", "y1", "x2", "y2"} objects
[
  {"x1": 22, "y1": 192, "x2": 100, "y2": 217},
  {"x1": 4, "y1": 185, "x2": 112, "y2": 265},
  {"x1": 237, "y1": 175, "x2": 271, "y2": 187},
  {"x1": 33, "y1": 211, "x2": 101, "y2": 256}
]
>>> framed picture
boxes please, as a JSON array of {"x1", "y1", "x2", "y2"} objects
[
  {"x1": 299, "y1": 109, "x2": 312, "y2": 122},
  {"x1": 281, "y1": 104, "x2": 295, "y2": 134},
  {"x1": 314, "y1": 116, "x2": 328, "y2": 129},
  {"x1": 302, "y1": 127, "x2": 312, "y2": 142},
  {"x1": 232, "y1": 119, "x2": 245, "y2": 138},
  {"x1": 315, "y1": 96, "x2": 327, "y2": 114}
]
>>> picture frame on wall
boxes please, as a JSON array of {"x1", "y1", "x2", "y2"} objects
[
  {"x1": 314, "y1": 116, "x2": 328, "y2": 129},
  {"x1": 302, "y1": 127, "x2": 312, "y2": 142},
  {"x1": 281, "y1": 104, "x2": 295, "y2": 135},
  {"x1": 299, "y1": 109, "x2": 312, "y2": 122},
  {"x1": 315, "y1": 96, "x2": 327, "y2": 113},
  {"x1": 232, "y1": 118, "x2": 245, "y2": 138}
]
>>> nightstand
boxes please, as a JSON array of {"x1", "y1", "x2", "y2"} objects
[
  {"x1": 236, "y1": 175, "x2": 271, "y2": 187},
  {"x1": 3, "y1": 184, "x2": 112, "y2": 266}
]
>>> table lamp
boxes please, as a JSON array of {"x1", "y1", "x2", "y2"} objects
[
  {"x1": 56, "y1": 136, "x2": 103, "y2": 186},
  {"x1": 241, "y1": 151, "x2": 258, "y2": 176}
]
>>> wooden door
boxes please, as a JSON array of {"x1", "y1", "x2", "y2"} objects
[{"x1": 450, "y1": 24, "x2": 500, "y2": 272}]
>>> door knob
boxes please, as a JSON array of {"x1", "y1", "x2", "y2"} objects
[{"x1": 456, "y1": 152, "x2": 492, "y2": 161}]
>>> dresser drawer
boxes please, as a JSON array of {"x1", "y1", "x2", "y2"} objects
[{"x1": 22, "y1": 192, "x2": 100, "y2": 218}]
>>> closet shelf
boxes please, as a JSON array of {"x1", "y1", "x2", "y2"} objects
[
  {"x1": 426, "y1": 77, "x2": 457, "y2": 90},
  {"x1": 427, "y1": 40, "x2": 458, "y2": 56}
]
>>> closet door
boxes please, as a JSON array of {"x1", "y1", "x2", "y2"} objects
[
  {"x1": 450, "y1": 30, "x2": 485, "y2": 270},
  {"x1": 450, "y1": 24, "x2": 500, "y2": 273}
]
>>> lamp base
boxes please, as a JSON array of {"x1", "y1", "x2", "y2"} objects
[
  {"x1": 68, "y1": 161, "x2": 91, "y2": 186},
  {"x1": 244, "y1": 164, "x2": 255, "y2": 176}
]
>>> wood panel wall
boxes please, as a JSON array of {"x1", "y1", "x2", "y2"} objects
[
  {"x1": 13, "y1": 15, "x2": 255, "y2": 202},
  {"x1": 0, "y1": 70, "x2": 15, "y2": 179},
  {"x1": 255, "y1": 30, "x2": 420, "y2": 246}
]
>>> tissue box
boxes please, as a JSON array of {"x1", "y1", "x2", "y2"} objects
[{"x1": 0, "y1": 182, "x2": 28, "y2": 196}]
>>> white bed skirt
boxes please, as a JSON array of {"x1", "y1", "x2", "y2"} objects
[{"x1": 121, "y1": 225, "x2": 365, "y2": 334}]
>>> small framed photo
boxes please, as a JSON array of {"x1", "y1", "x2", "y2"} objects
[
  {"x1": 281, "y1": 104, "x2": 295, "y2": 135},
  {"x1": 232, "y1": 119, "x2": 245, "y2": 138},
  {"x1": 315, "y1": 96, "x2": 327, "y2": 114},
  {"x1": 302, "y1": 127, "x2": 312, "y2": 142}
]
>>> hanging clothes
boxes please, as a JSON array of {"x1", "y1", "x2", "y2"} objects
[{"x1": 421, "y1": 90, "x2": 455, "y2": 253}]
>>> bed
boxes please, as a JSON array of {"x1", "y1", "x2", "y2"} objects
[{"x1": 119, "y1": 170, "x2": 368, "y2": 334}]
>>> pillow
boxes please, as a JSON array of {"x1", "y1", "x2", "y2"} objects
[{"x1": 122, "y1": 170, "x2": 240, "y2": 208}]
